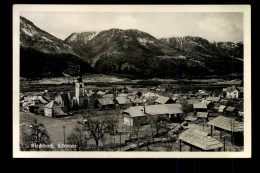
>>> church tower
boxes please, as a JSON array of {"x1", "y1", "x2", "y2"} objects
[{"x1": 75, "y1": 77, "x2": 85, "y2": 108}]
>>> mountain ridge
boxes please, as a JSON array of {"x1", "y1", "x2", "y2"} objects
[{"x1": 20, "y1": 16, "x2": 243, "y2": 79}]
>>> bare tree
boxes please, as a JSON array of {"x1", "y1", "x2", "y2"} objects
[
  {"x1": 67, "y1": 127, "x2": 87, "y2": 151},
  {"x1": 84, "y1": 117, "x2": 109, "y2": 148},
  {"x1": 142, "y1": 128, "x2": 153, "y2": 151},
  {"x1": 20, "y1": 118, "x2": 51, "y2": 151},
  {"x1": 105, "y1": 113, "x2": 119, "y2": 135},
  {"x1": 149, "y1": 115, "x2": 170, "y2": 137},
  {"x1": 180, "y1": 99, "x2": 193, "y2": 113}
]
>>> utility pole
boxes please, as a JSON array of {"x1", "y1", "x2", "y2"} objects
[
  {"x1": 222, "y1": 135, "x2": 226, "y2": 151},
  {"x1": 118, "y1": 130, "x2": 122, "y2": 151},
  {"x1": 63, "y1": 126, "x2": 66, "y2": 144}
]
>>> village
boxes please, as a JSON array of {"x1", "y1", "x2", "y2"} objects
[{"x1": 19, "y1": 76, "x2": 244, "y2": 152}]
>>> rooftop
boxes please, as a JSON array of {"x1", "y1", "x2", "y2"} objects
[
  {"x1": 179, "y1": 128, "x2": 223, "y2": 150},
  {"x1": 123, "y1": 104, "x2": 183, "y2": 118},
  {"x1": 155, "y1": 96, "x2": 172, "y2": 104},
  {"x1": 207, "y1": 116, "x2": 243, "y2": 132},
  {"x1": 97, "y1": 98, "x2": 115, "y2": 106},
  {"x1": 115, "y1": 96, "x2": 131, "y2": 105}
]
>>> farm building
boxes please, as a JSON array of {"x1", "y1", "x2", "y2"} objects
[
  {"x1": 94, "y1": 98, "x2": 115, "y2": 109},
  {"x1": 114, "y1": 96, "x2": 132, "y2": 108},
  {"x1": 178, "y1": 128, "x2": 223, "y2": 151},
  {"x1": 154, "y1": 96, "x2": 176, "y2": 104},
  {"x1": 193, "y1": 103, "x2": 207, "y2": 112},
  {"x1": 44, "y1": 101, "x2": 66, "y2": 117},
  {"x1": 123, "y1": 104, "x2": 184, "y2": 126},
  {"x1": 207, "y1": 116, "x2": 244, "y2": 146}
]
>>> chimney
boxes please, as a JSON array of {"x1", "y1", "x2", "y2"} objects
[{"x1": 143, "y1": 106, "x2": 146, "y2": 114}]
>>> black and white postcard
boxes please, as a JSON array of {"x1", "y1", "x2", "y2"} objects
[{"x1": 13, "y1": 5, "x2": 251, "y2": 158}]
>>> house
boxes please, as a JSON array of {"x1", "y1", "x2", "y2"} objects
[
  {"x1": 114, "y1": 97, "x2": 132, "y2": 108},
  {"x1": 193, "y1": 103, "x2": 207, "y2": 112},
  {"x1": 226, "y1": 85, "x2": 242, "y2": 98},
  {"x1": 218, "y1": 105, "x2": 226, "y2": 113},
  {"x1": 94, "y1": 98, "x2": 115, "y2": 109},
  {"x1": 44, "y1": 101, "x2": 66, "y2": 117},
  {"x1": 25, "y1": 96, "x2": 48, "y2": 114},
  {"x1": 123, "y1": 104, "x2": 184, "y2": 126},
  {"x1": 154, "y1": 96, "x2": 175, "y2": 104}
]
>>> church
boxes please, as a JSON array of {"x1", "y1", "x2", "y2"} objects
[{"x1": 55, "y1": 77, "x2": 88, "y2": 110}]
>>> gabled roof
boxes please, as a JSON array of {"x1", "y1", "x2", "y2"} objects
[
  {"x1": 206, "y1": 97, "x2": 220, "y2": 102},
  {"x1": 155, "y1": 96, "x2": 173, "y2": 104},
  {"x1": 193, "y1": 103, "x2": 207, "y2": 109},
  {"x1": 226, "y1": 85, "x2": 239, "y2": 92},
  {"x1": 29, "y1": 96, "x2": 48, "y2": 104},
  {"x1": 55, "y1": 93, "x2": 69, "y2": 102},
  {"x1": 179, "y1": 128, "x2": 223, "y2": 150},
  {"x1": 115, "y1": 97, "x2": 131, "y2": 105},
  {"x1": 207, "y1": 116, "x2": 243, "y2": 132},
  {"x1": 97, "y1": 98, "x2": 115, "y2": 106},
  {"x1": 123, "y1": 104, "x2": 183, "y2": 118},
  {"x1": 44, "y1": 100, "x2": 55, "y2": 109}
]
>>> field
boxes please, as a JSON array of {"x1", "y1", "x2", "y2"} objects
[{"x1": 20, "y1": 111, "x2": 82, "y2": 145}]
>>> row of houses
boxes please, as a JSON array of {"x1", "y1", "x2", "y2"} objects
[{"x1": 123, "y1": 104, "x2": 184, "y2": 127}]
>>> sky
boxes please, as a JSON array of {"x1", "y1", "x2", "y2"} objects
[{"x1": 20, "y1": 12, "x2": 243, "y2": 42}]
